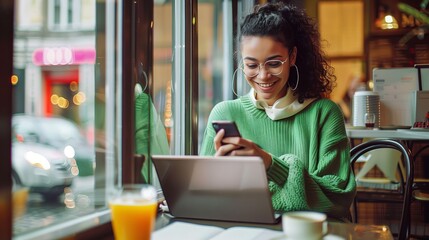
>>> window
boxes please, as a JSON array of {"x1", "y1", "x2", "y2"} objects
[
  {"x1": 11, "y1": 0, "x2": 119, "y2": 238},
  {"x1": 5, "y1": 0, "x2": 248, "y2": 238},
  {"x1": 48, "y1": 0, "x2": 95, "y2": 31},
  {"x1": 15, "y1": 0, "x2": 44, "y2": 30},
  {"x1": 151, "y1": 0, "x2": 239, "y2": 157}
]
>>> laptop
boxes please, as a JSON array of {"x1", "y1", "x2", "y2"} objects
[{"x1": 152, "y1": 155, "x2": 281, "y2": 224}]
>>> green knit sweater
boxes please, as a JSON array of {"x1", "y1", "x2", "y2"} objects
[
  {"x1": 135, "y1": 93, "x2": 170, "y2": 184},
  {"x1": 200, "y1": 94, "x2": 356, "y2": 221}
]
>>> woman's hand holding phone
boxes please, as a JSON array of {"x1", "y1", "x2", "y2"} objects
[
  {"x1": 212, "y1": 121, "x2": 272, "y2": 169},
  {"x1": 212, "y1": 121, "x2": 241, "y2": 138},
  {"x1": 212, "y1": 121, "x2": 242, "y2": 153}
]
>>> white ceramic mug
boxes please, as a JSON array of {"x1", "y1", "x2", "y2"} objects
[{"x1": 282, "y1": 211, "x2": 327, "y2": 240}]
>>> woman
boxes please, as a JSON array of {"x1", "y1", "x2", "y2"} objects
[{"x1": 200, "y1": 2, "x2": 356, "y2": 222}]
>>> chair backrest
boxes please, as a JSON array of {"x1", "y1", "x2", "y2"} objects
[
  {"x1": 350, "y1": 139, "x2": 414, "y2": 240},
  {"x1": 355, "y1": 148, "x2": 402, "y2": 183}
]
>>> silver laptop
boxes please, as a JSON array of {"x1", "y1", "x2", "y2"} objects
[{"x1": 152, "y1": 155, "x2": 280, "y2": 224}]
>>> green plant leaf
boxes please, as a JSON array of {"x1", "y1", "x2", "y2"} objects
[{"x1": 398, "y1": 2, "x2": 429, "y2": 24}]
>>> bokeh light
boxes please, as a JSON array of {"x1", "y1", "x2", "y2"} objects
[{"x1": 11, "y1": 75, "x2": 19, "y2": 85}]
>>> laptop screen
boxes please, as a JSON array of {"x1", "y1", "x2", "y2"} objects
[{"x1": 152, "y1": 155, "x2": 279, "y2": 224}]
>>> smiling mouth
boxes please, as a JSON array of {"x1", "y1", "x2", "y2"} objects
[{"x1": 255, "y1": 81, "x2": 277, "y2": 88}]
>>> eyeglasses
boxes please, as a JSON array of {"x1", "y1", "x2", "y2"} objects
[{"x1": 240, "y1": 58, "x2": 289, "y2": 78}]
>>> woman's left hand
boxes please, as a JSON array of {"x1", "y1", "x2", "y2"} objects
[{"x1": 214, "y1": 129, "x2": 272, "y2": 169}]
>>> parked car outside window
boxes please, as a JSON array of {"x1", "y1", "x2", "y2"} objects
[
  {"x1": 12, "y1": 140, "x2": 76, "y2": 201},
  {"x1": 12, "y1": 114, "x2": 95, "y2": 176}
]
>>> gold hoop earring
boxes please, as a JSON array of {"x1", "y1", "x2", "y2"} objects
[
  {"x1": 289, "y1": 65, "x2": 300, "y2": 91},
  {"x1": 138, "y1": 62, "x2": 148, "y2": 92},
  {"x1": 141, "y1": 70, "x2": 148, "y2": 92}
]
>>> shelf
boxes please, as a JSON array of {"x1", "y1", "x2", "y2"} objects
[{"x1": 369, "y1": 28, "x2": 412, "y2": 38}]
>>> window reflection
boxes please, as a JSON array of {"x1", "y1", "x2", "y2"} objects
[
  {"x1": 13, "y1": 0, "x2": 99, "y2": 237},
  {"x1": 140, "y1": 2, "x2": 174, "y2": 189},
  {"x1": 153, "y1": 2, "x2": 173, "y2": 145}
]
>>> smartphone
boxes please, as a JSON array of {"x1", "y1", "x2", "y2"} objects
[{"x1": 212, "y1": 120, "x2": 241, "y2": 138}]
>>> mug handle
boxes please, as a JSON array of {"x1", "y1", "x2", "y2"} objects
[{"x1": 322, "y1": 221, "x2": 329, "y2": 236}]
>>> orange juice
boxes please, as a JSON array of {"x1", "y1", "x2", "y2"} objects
[
  {"x1": 110, "y1": 199, "x2": 157, "y2": 240},
  {"x1": 13, "y1": 187, "x2": 29, "y2": 219},
  {"x1": 109, "y1": 184, "x2": 157, "y2": 240}
]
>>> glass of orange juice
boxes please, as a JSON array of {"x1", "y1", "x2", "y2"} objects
[
  {"x1": 13, "y1": 186, "x2": 29, "y2": 219},
  {"x1": 109, "y1": 184, "x2": 158, "y2": 240}
]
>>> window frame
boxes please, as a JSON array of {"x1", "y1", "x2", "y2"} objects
[
  {"x1": 172, "y1": 0, "x2": 199, "y2": 155},
  {"x1": 0, "y1": 0, "x2": 14, "y2": 239}
]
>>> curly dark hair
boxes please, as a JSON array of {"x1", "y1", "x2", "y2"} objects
[{"x1": 237, "y1": 2, "x2": 336, "y2": 103}]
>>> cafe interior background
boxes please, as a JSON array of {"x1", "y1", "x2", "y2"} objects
[{"x1": 0, "y1": 0, "x2": 429, "y2": 239}]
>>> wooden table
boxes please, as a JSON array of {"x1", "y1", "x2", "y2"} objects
[
  {"x1": 153, "y1": 213, "x2": 394, "y2": 240},
  {"x1": 346, "y1": 128, "x2": 429, "y2": 141},
  {"x1": 346, "y1": 128, "x2": 429, "y2": 159}
]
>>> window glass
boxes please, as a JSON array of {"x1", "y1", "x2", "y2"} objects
[
  {"x1": 80, "y1": 0, "x2": 96, "y2": 29},
  {"x1": 48, "y1": 0, "x2": 92, "y2": 31},
  {"x1": 197, "y1": 1, "x2": 226, "y2": 150},
  {"x1": 195, "y1": 0, "x2": 257, "y2": 150},
  {"x1": 151, "y1": 0, "x2": 234, "y2": 157},
  {"x1": 10, "y1": 0, "x2": 250, "y2": 237},
  {"x1": 68, "y1": 0, "x2": 73, "y2": 24},
  {"x1": 153, "y1": 2, "x2": 173, "y2": 145},
  {"x1": 145, "y1": 1, "x2": 174, "y2": 189},
  {"x1": 52, "y1": 0, "x2": 63, "y2": 28},
  {"x1": 12, "y1": 0, "x2": 117, "y2": 238}
]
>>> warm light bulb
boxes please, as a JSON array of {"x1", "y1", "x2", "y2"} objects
[
  {"x1": 381, "y1": 14, "x2": 398, "y2": 29},
  {"x1": 385, "y1": 15, "x2": 394, "y2": 23}
]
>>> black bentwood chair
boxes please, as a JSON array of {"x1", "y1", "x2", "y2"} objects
[{"x1": 350, "y1": 139, "x2": 414, "y2": 240}]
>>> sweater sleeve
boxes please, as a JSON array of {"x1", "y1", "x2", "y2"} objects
[
  {"x1": 199, "y1": 102, "x2": 230, "y2": 156},
  {"x1": 135, "y1": 93, "x2": 170, "y2": 183},
  {"x1": 268, "y1": 101, "x2": 356, "y2": 220}
]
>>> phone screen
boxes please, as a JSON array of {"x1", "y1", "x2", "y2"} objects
[{"x1": 212, "y1": 121, "x2": 241, "y2": 137}]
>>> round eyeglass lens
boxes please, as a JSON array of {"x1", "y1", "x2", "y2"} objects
[{"x1": 241, "y1": 59, "x2": 287, "y2": 77}]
